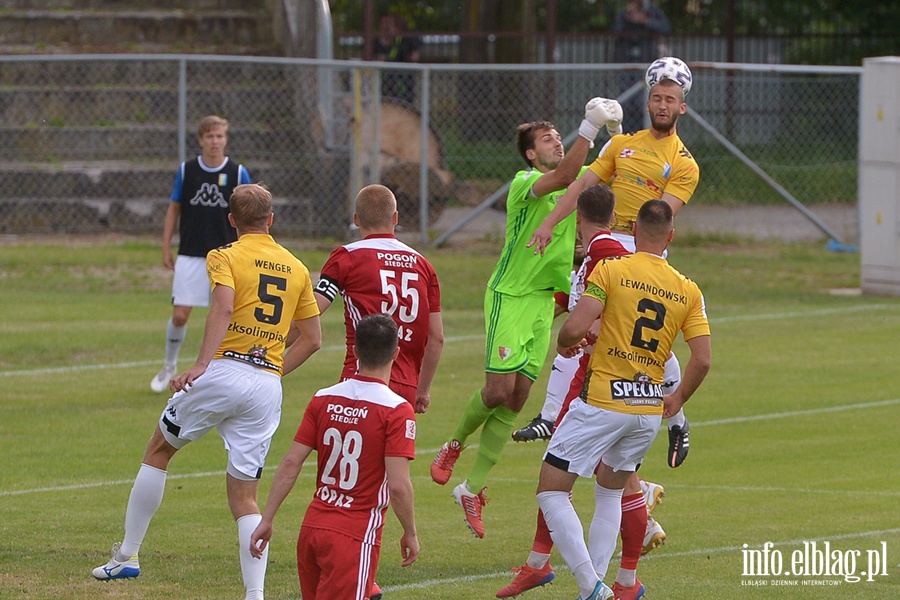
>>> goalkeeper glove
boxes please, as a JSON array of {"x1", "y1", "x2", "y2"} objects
[
  {"x1": 600, "y1": 98, "x2": 623, "y2": 137},
  {"x1": 579, "y1": 97, "x2": 623, "y2": 145}
]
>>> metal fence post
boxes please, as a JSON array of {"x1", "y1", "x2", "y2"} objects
[
  {"x1": 178, "y1": 58, "x2": 187, "y2": 164},
  {"x1": 418, "y1": 67, "x2": 431, "y2": 245}
]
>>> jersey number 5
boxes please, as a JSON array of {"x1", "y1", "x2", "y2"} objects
[{"x1": 255, "y1": 274, "x2": 286, "y2": 325}]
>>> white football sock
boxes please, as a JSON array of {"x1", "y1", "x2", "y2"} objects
[
  {"x1": 526, "y1": 551, "x2": 551, "y2": 570},
  {"x1": 237, "y1": 514, "x2": 267, "y2": 600},
  {"x1": 663, "y1": 354, "x2": 686, "y2": 429},
  {"x1": 164, "y1": 318, "x2": 186, "y2": 366},
  {"x1": 616, "y1": 567, "x2": 637, "y2": 587},
  {"x1": 540, "y1": 353, "x2": 580, "y2": 422},
  {"x1": 588, "y1": 483, "x2": 623, "y2": 581},
  {"x1": 537, "y1": 490, "x2": 599, "y2": 597},
  {"x1": 119, "y1": 463, "x2": 167, "y2": 559},
  {"x1": 668, "y1": 408, "x2": 686, "y2": 429}
]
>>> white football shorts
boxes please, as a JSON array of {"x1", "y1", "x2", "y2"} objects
[
  {"x1": 172, "y1": 255, "x2": 211, "y2": 307},
  {"x1": 158, "y1": 359, "x2": 282, "y2": 480},
  {"x1": 544, "y1": 398, "x2": 661, "y2": 477}
]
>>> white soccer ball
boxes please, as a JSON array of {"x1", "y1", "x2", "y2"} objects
[{"x1": 645, "y1": 56, "x2": 693, "y2": 96}]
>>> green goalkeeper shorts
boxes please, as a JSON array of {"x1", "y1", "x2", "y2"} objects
[{"x1": 484, "y1": 288, "x2": 555, "y2": 380}]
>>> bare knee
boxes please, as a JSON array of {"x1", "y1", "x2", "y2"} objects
[
  {"x1": 227, "y1": 474, "x2": 260, "y2": 519},
  {"x1": 171, "y1": 305, "x2": 192, "y2": 327},
  {"x1": 142, "y1": 426, "x2": 179, "y2": 470},
  {"x1": 624, "y1": 471, "x2": 642, "y2": 495},
  {"x1": 595, "y1": 461, "x2": 633, "y2": 490},
  {"x1": 506, "y1": 374, "x2": 534, "y2": 412}
]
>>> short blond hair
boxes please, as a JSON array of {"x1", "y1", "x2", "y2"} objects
[
  {"x1": 198, "y1": 115, "x2": 229, "y2": 137},
  {"x1": 355, "y1": 184, "x2": 397, "y2": 229},
  {"x1": 230, "y1": 183, "x2": 272, "y2": 228}
]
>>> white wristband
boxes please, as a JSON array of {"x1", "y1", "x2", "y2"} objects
[{"x1": 578, "y1": 119, "x2": 600, "y2": 146}]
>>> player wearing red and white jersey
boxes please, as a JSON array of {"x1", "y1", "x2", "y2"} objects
[
  {"x1": 93, "y1": 184, "x2": 322, "y2": 600},
  {"x1": 250, "y1": 314, "x2": 419, "y2": 600},
  {"x1": 314, "y1": 184, "x2": 443, "y2": 414}
]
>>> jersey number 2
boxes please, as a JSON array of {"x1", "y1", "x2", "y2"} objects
[{"x1": 630, "y1": 298, "x2": 666, "y2": 352}]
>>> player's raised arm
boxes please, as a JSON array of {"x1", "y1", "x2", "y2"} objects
[
  {"x1": 529, "y1": 169, "x2": 601, "y2": 256},
  {"x1": 528, "y1": 97, "x2": 625, "y2": 256},
  {"x1": 527, "y1": 98, "x2": 622, "y2": 256},
  {"x1": 530, "y1": 130, "x2": 590, "y2": 200}
]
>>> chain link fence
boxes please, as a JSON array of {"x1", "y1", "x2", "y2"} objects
[{"x1": 0, "y1": 55, "x2": 860, "y2": 244}]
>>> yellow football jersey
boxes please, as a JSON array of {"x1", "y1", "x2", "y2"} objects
[
  {"x1": 589, "y1": 130, "x2": 699, "y2": 232},
  {"x1": 207, "y1": 233, "x2": 319, "y2": 375},
  {"x1": 582, "y1": 252, "x2": 709, "y2": 415}
]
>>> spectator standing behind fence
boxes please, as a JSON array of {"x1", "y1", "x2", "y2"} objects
[
  {"x1": 373, "y1": 14, "x2": 421, "y2": 104},
  {"x1": 613, "y1": 0, "x2": 671, "y2": 132},
  {"x1": 149, "y1": 115, "x2": 252, "y2": 393}
]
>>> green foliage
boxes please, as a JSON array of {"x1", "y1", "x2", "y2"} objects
[
  {"x1": 553, "y1": 0, "x2": 614, "y2": 33},
  {"x1": 688, "y1": 140, "x2": 857, "y2": 207},
  {"x1": 330, "y1": 0, "x2": 464, "y2": 31},
  {"x1": 330, "y1": 1, "x2": 898, "y2": 64}
]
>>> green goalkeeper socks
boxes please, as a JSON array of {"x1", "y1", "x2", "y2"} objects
[
  {"x1": 467, "y1": 405, "x2": 517, "y2": 492},
  {"x1": 450, "y1": 390, "x2": 494, "y2": 445}
]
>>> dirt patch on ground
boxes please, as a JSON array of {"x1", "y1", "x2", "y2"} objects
[
  {"x1": 0, "y1": 203, "x2": 858, "y2": 249},
  {"x1": 675, "y1": 203, "x2": 858, "y2": 244},
  {"x1": 432, "y1": 203, "x2": 859, "y2": 247}
]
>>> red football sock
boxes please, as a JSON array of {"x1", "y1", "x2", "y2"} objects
[
  {"x1": 532, "y1": 508, "x2": 554, "y2": 554},
  {"x1": 619, "y1": 492, "x2": 647, "y2": 570}
]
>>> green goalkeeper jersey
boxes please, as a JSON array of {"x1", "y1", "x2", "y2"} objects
[{"x1": 487, "y1": 167, "x2": 583, "y2": 296}]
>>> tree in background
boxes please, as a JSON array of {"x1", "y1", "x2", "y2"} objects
[{"x1": 329, "y1": 0, "x2": 898, "y2": 65}]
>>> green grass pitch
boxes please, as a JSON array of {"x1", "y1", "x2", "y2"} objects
[{"x1": 1, "y1": 235, "x2": 898, "y2": 599}]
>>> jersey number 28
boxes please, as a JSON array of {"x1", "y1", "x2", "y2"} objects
[{"x1": 321, "y1": 427, "x2": 362, "y2": 490}]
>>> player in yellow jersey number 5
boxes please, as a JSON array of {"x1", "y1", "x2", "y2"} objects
[{"x1": 93, "y1": 184, "x2": 322, "y2": 600}]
